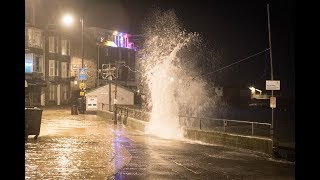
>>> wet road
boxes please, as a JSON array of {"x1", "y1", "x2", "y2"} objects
[{"x1": 25, "y1": 107, "x2": 294, "y2": 179}]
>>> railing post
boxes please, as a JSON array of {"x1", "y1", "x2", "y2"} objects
[
  {"x1": 113, "y1": 105, "x2": 117, "y2": 125},
  {"x1": 124, "y1": 107, "x2": 128, "y2": 124},
  {"x1": 252, "y1": 123, "x2": 254, "y2": 136},
  {"x1": 223, "y1": 120, "x2": 227, "y2": 132},
  {"x1": 199, "y1": 118, "x2": 201, "y2": 130}
]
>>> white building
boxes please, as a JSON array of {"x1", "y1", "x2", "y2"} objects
[{"x1": 85, "y1": 83, "x2": 134, "y2": 111}]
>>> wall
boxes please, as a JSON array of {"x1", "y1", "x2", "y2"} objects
[
  {"x1": 184, "y1": 128, "x2": 272, "y2": 155},
  {"x1": 96, "y1": 110, "x2": 273, "y2": 155}
]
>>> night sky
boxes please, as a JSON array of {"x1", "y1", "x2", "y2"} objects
[{"x1": 40, "y1": 0, "x2": 295, "y2": 98}]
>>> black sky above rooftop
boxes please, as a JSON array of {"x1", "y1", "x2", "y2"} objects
[{"x1": 37, "y1": 0, "x2": 295, "y2": 98}]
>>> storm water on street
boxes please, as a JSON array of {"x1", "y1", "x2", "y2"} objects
[
  {"x1": 25, "y1": 108, "x2": 294, "y2": 179},
  {"x1": 25, "y1": 108, "x2": 131, "y2": 179}
]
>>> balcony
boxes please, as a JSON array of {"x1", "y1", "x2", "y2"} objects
[
  {"x1": 25, "y1": 72, "x2": 46, "y2": 87},
  {"x1": 25, "y1": 72, "x2": 44, "y2": 79},
  {"x1": 61, "y1": 76, "x2": 75, "y2": 83},
  {"x1": 47, "y1": 76, "x2": 61, "y2": 83}
]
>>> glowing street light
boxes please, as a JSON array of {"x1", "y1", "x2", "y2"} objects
[
  {"x1": 249, "y1": 86, "x2": 256, "y2": 94},
  {"x1": 249, "y1": 86, "x2": 262, "y2": 95},
  {"x1": 62, "y1": 14, "x2": 74, "y2": 27}
]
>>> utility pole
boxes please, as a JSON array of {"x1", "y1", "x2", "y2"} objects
[
  {"x1": 101, "y1": 63, "x2": 116, "y2": 112},
  {"x1": 267, "y1": 4, "x2": 275, "y2": 149}
]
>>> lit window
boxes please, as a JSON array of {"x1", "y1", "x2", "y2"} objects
[
  {"x1": 49, "y1": 84, "x2": 56, "y2": 100},
  {"x1": 49, "y1": 36, "x2": 58, "y2": 53},
  {"x1": 61, "y1": 62, "x2": 67, "y2": 78},
  {"x1": 25, "y1": 53, "x2": 33, "y2": 73},
  {"x1": 62, "y1": 85, "x2": 68, "y2": 100},
  {"x1": 61, "y1": 40, "x2": 70, "y2": 55},
  {"x1": 55, "y1": 61, "x2": 59, "y2": 76},
  {"x1": 49, "y1": 60, "x2": 55, "y2": 76},
  {"x1": 27, "y1": 28, "x2": 42, "y2": 48}
]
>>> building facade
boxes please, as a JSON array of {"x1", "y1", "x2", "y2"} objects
[
  {"x1": 43, "y1": 27, "x2": 73, "y2": 106},
  {"x1": 25, "y1": 0, "x2": 137, "y2": 106},
  {"x1": 25, "y1": 0, "x2": 46, "y2": 107},
  {"x1": 87, "y1": 27, "x2": 137, "y2": 88}
]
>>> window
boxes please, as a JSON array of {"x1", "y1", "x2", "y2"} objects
[
  {"x1": 49, "y1": 36, "x2": 58, "y2": 53},
  {"x1": 34, "y1": 55, "x2": 43, "y2": 73},
  {"x1": 25, "y1": 53, "x2": 33, "y2": 73},
  {"x1": 49, "y1": 60, "x2": 59, "y2": 76},
  {"x1": 49, "y1": 84, "x2": 56, "y2": 100},
  {"x1": 49, "y1": 60, "x2": 54, "y2": 76},
  {"x1": 33, "y1": 30, "x2": 42, "y2": 48},
  {"x1": 62, "y1": 85, "x2": 69, "y2": 100},
  {"x1": 27, "y1": 28, "x2": 42, "y2": 48},
  {"x1": 61, "y1": 62, "x2": 68, "y2": 78},
  {"x1": 55, "y1": 61, "x2": 59, "y2": 76},
  {"x1": 61, "y1": 39, "x2": 70, "y2": 55}
]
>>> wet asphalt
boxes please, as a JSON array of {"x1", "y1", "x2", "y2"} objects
[{"x1": 25, "y1": 107, "x2": 294, "y2": 179}]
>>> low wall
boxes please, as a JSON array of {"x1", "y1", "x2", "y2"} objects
[
  {"x1": 96, "y1": 110, "x2": 272, "y2": 155},
  {"x1": 126, "y1": 117, "x2": 149, "y2": 132},
  {"x1": 96, "y1": 110, "x2": 148, "y2": 131},
  {"x1": 184, "y1": 128, "x2": 272, "y2": 155},
  {"x1": 97, "y1": 110, "x2": 114, "y2": 122}
]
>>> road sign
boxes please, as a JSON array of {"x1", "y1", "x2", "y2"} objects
[
  {"x1": 266, "y1": 80, "x2": 280, "y2": 90},
  {"x1": 270, "y1": 96, "x2": 276, "y2": 108},
  {"x1": 80, "y1": 91, "x2": 85, "y2": 96},
  {"x1": 78, "y1": 68, "x2": 87, "y2": 80},
  {"x1": 79, "y1": 82, "x2": 85, "y2": 89}
]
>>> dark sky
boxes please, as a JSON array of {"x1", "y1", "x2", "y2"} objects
[
  {"x1": 40, "y1": 0, "x2": 295, "y2": 98},
  {"x1": 125, "y1": 0, "x2": 295, "y2": 98}
]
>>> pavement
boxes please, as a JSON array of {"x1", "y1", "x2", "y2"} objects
[{"x1": 25, "y1": 107, "x2": 295, "y2": 179}]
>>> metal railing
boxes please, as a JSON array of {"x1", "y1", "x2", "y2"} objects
[
  {"x1": 100, "y1": 103, "x2": 115, "y2": 112},
  {"x1": 104, "y1": 106, "x2": 271, "y2": 138},
  {"x1": 125, "y1": 108, "x2": 151, "y2": 122},
  {"x1": 179, "y1": 116, "x2": 271, "y2": 137}
]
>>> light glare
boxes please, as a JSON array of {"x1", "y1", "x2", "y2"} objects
[{"x1": 62, "y1": 14, "x2": 74, "y2": 26}]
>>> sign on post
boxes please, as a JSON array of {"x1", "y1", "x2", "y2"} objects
[
  {"x1": 78, "y1": 68, "x2": 87, "y2": 80},
  {"x1": 266, "y1": 80, "x2": 280, "y2": 90},
  {"x1": 80, "y1": 91, "x2": 85, "y2": 97},
  {"x1": 79, "y1": 82, "x2": 86, "y2": 89},
  {"x1": 270, "y1": 96, "x2": 276, "y2": 108}
]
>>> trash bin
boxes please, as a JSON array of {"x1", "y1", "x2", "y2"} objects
[{"x1": 25, "y1": 107, "x2": 43, "y2": 140}]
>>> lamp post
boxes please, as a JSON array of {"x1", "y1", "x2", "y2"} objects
[{"x1": 62, "y1": 14, "x2": 86, "y2": 114}]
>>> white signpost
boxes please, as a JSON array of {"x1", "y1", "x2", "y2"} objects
[
  {"x1": 266, "y1": 80, "x2": 280, "y2": 90},
  {"x1": 270, "y1": 96, "x2": 276, "y2": 108}
]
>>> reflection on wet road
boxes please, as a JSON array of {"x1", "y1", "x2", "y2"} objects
[{"x1": 25, "y1": 108, "x2": 294, "y2": 179}]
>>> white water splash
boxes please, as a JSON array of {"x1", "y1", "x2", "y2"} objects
[{"x1": 138, "y1": 9, "x2": 213, "y2": 139}]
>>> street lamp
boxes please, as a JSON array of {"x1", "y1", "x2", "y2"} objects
[
  {"x1": 249, "y1": 87, "x2": 256, "y2": 95},
  {"x1": 62, "y1": 14, "x2": 74, "y2": 27},
  {"x1": 249, "y1": 86, "x2": 262, "y2": 95},
  {"x1": 62, "y1": 13, "x2": 86, "y2": 113}
]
